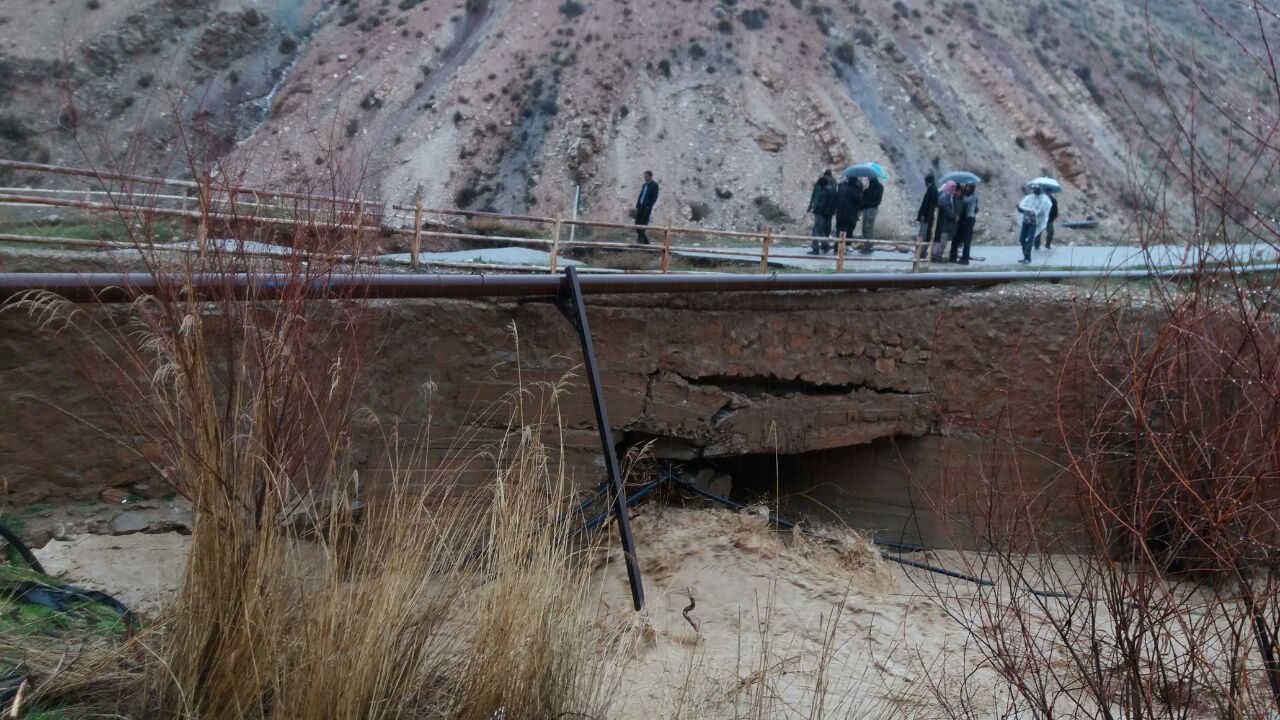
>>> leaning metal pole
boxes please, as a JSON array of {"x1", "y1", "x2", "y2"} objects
[{"x1": 560, "y1": 266, "x2": 644, "y2": 610}]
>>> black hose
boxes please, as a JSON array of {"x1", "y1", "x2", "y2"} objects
[
  {"x1": 0, "y1": 521, "x2": 45, "y2": 574},
  {"x1": 0, "y1": 521, "x2": 135, "y2": 629}
]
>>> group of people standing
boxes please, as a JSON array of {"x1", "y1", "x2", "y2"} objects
[
  {"x1": 917, "y1": 174, "x2": 1060, "y2": 264},
  {"x1": 915, "y1": 175, "x2": 980, "y2": 264},
  {"x1": 805, "y1": 169, "x2": 884, "y2": 255},
  {"x1": 634, "y1": 167, "x2": 1059, "y2": 265}
]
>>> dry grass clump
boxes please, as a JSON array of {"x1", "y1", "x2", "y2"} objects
[{"x1": 9, "y1": 206, "x2": 622, "y2": 718}]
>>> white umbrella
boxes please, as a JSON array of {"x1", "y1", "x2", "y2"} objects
[{"x1": 1027, "y1": 177, "x2": 1063, "y2": 193}]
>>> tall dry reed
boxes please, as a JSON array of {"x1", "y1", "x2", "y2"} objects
[{"x1": 9, "y1": 159, "x2": 624, "y2": 718}]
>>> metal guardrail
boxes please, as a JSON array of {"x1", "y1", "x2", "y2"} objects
[{"x1": 0, "y1": 159, "x2": 922, "y2": 274}]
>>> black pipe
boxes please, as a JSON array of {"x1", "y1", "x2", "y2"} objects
[
  {"x1": 1, "y1": 264, "x2": 1277, "y2": 303},
  {"x1": 0, "y1": 521, "x2": 45, "y2": 574},
  {"x1": 562, "y1": 266, "x2": 645, "y2": 610}
]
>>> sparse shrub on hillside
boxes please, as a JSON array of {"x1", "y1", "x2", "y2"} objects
[
  {"x1": 1118, "y1": 186, "x2": 1155, "y2": 212},
  {"x1": 834, "y1": 40, "x2": 855, "y2": 65},
  {"x1": 344, "y1": 118, "x2": 359, "y2": 137},
  {"x1": 558, "y1": 0, "x2": 584, "y2": 18},
  {"x1": 657, "y1": 59, "x2": 671, "y2": 78},
  {"x1": 0, "y1": 115, "x2": 32, "y2": 141},
  {"x1": 689, "y1": 201, "x2": 711, "y2": 222},
  {"x1": 1074, "y1": 65, "x2": 1105, "y2": 104},
  {"x1": 754, "y1": 194, "x2": 792, "y2": 223},
  {"x1": 86, "y1": 0, "x2": 100, "y2": 8},
  {"x1": 278, "y1": 35, "x2": 298, "y2": 54},
  {"x1": 689, "y1": 41, "x2": 706, "y2": 60},
  {"x1": 892, "y1": 0, "x2": 909, "y2": 18},
  {"x1": 967, "y1": 167, "x2": 997, "y2": 185},
  {"x1": 740, "y1": 8, "x2": 768, "y2": 29},
  {"x1": 359, "y1": 90, "x2": 383, "y2": 110},
  {"x1": 455, "y1": 183, "x2": 491, "y2": 208}
]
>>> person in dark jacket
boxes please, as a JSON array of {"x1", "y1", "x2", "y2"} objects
[
  {"x1": 859, "y1": 177, "x2": 884, "y2": 253},
  {"x1": 634, "y1": 170, "x2": 659, "y2": 244},
  {"x1": 1036, "y1": 194, "x2": 1059, "y2": 250},
  {"x1": 949, "y1": 183, "x2": 979, "y2": 265},
  {"x1": 834, "y1": 176, "x2": 863, "y2": 254},
  {"x1": 916, "y1": 174, "x2": 938, "y2": 259},
  {"x1": 807, "y1": 170, "x2": 837, "y2": 253}
]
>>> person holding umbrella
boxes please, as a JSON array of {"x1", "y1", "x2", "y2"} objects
[
  {"x1": 934, "y1": 180, "x2": 959, "y2": 257},
  {"x1": 859, "y1": 177, "x2": 884, "y2": 253},
  {"x1": 950, "y1": 183, "x2": 979, "y2": 265},
  {"x1": 1029, "y1": 177, "x2": 1062, "y2": 250},
  {"x1": 834, "y1": 175, "x2": 863, "y2": 253},
  {"x1": 807, "y1": 169, "x2": 838, "y2": 253},
  {"x1": 1037, "y1": 195, "x2": 1059, "y2": 250},
  {"x1": 1016, "y1": 184, "x2": 1052, "y2": 263},
  {"x1": 932, "y1": 180, "x2": 958, "y2": 262}
]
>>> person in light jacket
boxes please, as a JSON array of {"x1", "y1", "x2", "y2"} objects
[{"x1": 1016, "y1": 185, "x2": 1052, "y2": 263}]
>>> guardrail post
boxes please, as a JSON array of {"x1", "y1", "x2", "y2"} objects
[
  {"x1": 411, "y1": 199, "x2": 423, "y2": 271},
  {"x1": 196, "y1": 171, "x2": 211, "y2": 257},
  {"x1": 759, "y1": 228, "x2": 772, "y2": 274},
  {"x1": 550, "y1": 215, "x2": 562, "y2": 274},
  {"x1": 353, "y1": 196, "x2": 365, "y2": 260},
  {"x1": 660, "y1": 221, "x2": 672, "y2": 273},
  {"x1": 836, "y1": 231, "x2": 847, "y2": 273},
  {"x1": 911, "y1": 223, "x2": 923, "y2": 272}
]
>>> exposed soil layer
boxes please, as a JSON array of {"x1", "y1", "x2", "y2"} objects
[{"x1": 1, "y1": 283, "x2": 1115, "y2": 546}]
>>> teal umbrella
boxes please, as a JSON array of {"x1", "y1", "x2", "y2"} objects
[{"x1": 841, "y1": 162, "x2": 888, "y2": 180}]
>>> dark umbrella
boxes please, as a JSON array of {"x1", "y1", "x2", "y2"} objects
[{"x1": 939, "y1": 171, "x2": 981, "y2": 186}]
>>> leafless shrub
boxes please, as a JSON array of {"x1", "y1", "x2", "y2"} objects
[{"x1": 918, "y1": 2, "x2": 1280, "y2": 717}]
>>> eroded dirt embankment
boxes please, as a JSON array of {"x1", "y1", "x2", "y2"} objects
[{"x1": 1, "y1": 284, "x2": 1103, "y2": 545}]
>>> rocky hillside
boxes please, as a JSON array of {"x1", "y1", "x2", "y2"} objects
[{"x1": 0, "y1": 0, "x2": 1267, "y2": 242}]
